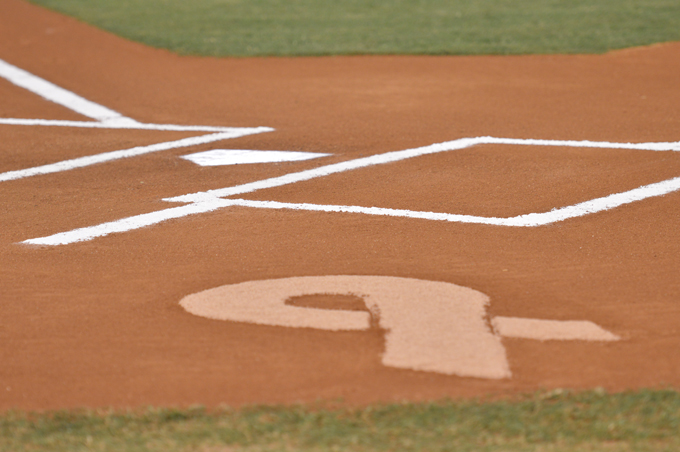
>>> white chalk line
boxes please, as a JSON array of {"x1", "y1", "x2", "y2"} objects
[
  {"x1": 22, "y1": 137, "x2": 680, "y2": 245},
  {"x1": 25, "y1": 199, "x2": 233, "y2": 246},
  {"x1": 0, "y1": 58, "x2": 138, "y2": 126},
  {"x1": 169, "y1": 178, "x2": 680, "y2": 227},
  {"x1": 0, "y1": 57, "x2": 275, "y2": 181},
  {"x1": 0, "y1": 118, "x2": 273, "y2": 133},
  {"x1": 0, "y1": 58, "x2": 258, "y2": 132},
  {"x1": 482, "y1": 137, "x2": 680, "y2": 152},
  {"x1": 7, "y1": 56, "x2": 680, "y2": 244},
  {"x1": 166, "y1": 138, "x2": 479, "y2": 203},
  {"x1": 166, "y1": 136, "x2": 680, "y2": 203},
  {"x1": 0, "y1": 57, "x2": 269, "y2": 132},
  {"x1": 0, "y1": 129, "x2": 271, "y2": 183}
]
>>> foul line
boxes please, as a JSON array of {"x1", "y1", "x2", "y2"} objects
[
  {"x1": 0, "y1": 58, "x2": 139, "y2": 127},
  {"x1": 0, "y1": 57, "x2": 271, "y2": 132},
  {"x1": 0, "y1": 118, "x2": 272, "y2": 133},
  {"x1": 0, "y1": 57, "x2": 274, "y2": 182},
  {"x1": 23, "y1": 136, "x2": 680, "y2": 245}
]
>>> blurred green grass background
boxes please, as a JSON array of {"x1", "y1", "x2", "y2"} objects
[
  {"x1": 29, "y1": 0, "x2": 680, "y2": 56},
  {"x1": 3, "y1": 389, "x2": 680, "y2": 451}
]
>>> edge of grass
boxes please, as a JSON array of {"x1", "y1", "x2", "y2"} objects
[
  {"x1": 26, "y1": 0, "x2": 680, "y2": 57},
  {"x1": 3, "y1": 388, "x2": 680, "y2": 451}
]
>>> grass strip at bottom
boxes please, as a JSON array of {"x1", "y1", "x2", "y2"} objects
[{"x1": 2, "y1": 388, "x2": 680, "y2": 452}]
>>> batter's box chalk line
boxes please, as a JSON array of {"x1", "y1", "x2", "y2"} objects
[
  {"x1": 0, "y1": 58, "x2": 274, "y2": 183},
  {"x1": 1, "y1": 58, "x2": 679, "y2": 245},
  {"x1": 23, "y1": 136, "x2": 680, "y2": 245}
]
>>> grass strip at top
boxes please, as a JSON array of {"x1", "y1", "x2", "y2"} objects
[
  {"x1": 3, "y1": 389, "x2": 680, "y2": 451},
  {"x1": 28, "y1": 0, "x2": 680, "y2": 56}
]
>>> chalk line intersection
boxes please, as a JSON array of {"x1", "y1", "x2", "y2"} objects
[
  {"x1": 22, "y1": 136, "x2": 680, "y2": 245},
  {"x1": 0, "y1": 57, "x2": 274, "y2": 183},
  {"x1": 3, "y1": 57, "x2": 680, "y2": 245}
]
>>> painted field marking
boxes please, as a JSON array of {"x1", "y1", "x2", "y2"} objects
[
  {"x1": 0, "y1": 132, "x2": 268, "y2": 183},
  {"x1": 491, "y1": 316, "x2": 619, "y2": 341},
  {"x1": 5, "y1": 58, "x2": 680, "y2": 244},
  {"x1": 180, "y1": 276, "x2": 620, "y2": 378},
  {"x1": 0, "y1": 57, "x2": 274, "y2": 182},
  {"x1": 0, "y1": 58, "x2": 140, "y2": 127},
  {"x1": 23, "y1": 136, "x2": 680, "y2": 245},
  {"x1": 166, "y1": 136, "x2": 680, "y2": 203},
  {"x1": 25, "y1": 199, "x2": 234, "y2": 246},
  {"x1": 0, "y1": 117, "x2": 271, "y2": 133}
]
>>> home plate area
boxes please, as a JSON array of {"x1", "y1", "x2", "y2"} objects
[
  {"x1": 0, "y1": 59, "x2": 676, "y2": 362},
  {"x1": 2, "y1": 39, "x2": 680, "y2": 409}
]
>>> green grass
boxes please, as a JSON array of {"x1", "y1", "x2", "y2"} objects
[
  {"x1": 28, "y1": 0, "x2": 680, "y2": 56},
  {"x1": 3, "y1": 389, "x2": 680, "y2": 451}
]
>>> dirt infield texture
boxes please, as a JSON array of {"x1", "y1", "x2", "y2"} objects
[{"x1": 1, "y1": 0, "x2": 680, "y2": 410}]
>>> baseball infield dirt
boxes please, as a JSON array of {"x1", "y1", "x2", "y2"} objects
[{"x1": 1, "y1": 0, "x2": 679, "y2": 410}]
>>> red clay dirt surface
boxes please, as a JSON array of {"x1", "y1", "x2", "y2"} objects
[{"x1": 1, "y1": 0, "x2": 680, "y2": 410}]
